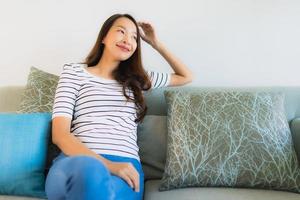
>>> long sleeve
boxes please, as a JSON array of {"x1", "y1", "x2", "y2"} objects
[
  {"x1": 146, "y1": 70, "x2": 171, "y2": 89},
  {"x1": 52, "y1": 64, "x2": 81, "y2": 120}
]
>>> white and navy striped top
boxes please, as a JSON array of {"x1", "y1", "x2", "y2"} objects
[{"x1": 52, "y1": 63, "x2": 171, "y2": 161}]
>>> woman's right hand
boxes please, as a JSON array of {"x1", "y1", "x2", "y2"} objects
[{"x1": 106, "y1": 161, "x2": 140, "y2": 192}]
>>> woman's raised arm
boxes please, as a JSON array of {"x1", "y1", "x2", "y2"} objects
[{"x1": 138, "y1": 21, "x2": 194, "y2": 86}]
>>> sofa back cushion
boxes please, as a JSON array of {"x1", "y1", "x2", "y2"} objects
[
  {"x1": 137, "y1": 115, "x2": 167, "y2": 180},
  {"x1": 0, "y1": 86, "x2": 24, "y2": 112}
]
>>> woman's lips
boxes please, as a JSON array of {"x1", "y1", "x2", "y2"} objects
[{"x1": 116, "y1": 44, "x2": 130, "y2": 52}]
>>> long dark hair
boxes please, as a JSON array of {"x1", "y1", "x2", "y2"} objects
[{"x1": 83, "y1": 13, "x2": 152, "y2": 123}]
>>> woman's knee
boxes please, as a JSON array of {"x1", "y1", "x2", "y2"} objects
[
  {"x1": 70, "y1": 155, "x2": 110, "y2": 183},
  {"x1": 45, "y1": 169, "x2": 68, "y2": 200}
]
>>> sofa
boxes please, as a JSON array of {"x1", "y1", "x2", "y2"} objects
[{"x1": 0, "y1": 85, "x2": 300, "y2": 200}]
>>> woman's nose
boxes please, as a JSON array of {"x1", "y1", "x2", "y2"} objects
[{"x1": 122, "y1": 34, "x2": 130, "y2": 44}]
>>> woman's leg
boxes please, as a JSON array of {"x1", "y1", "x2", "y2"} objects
[
  {"x1": 45, "y1": 152, "x2": 144, "y2": 200},
  {"x1": 45, "y1": 153, "x2": 114, "y2": 200},
  {"x1": 101, "y1": 154, "x2": 145, "y2": 200}
]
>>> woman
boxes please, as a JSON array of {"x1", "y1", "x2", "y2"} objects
[{"x1": 45, "y1": 13, "x2": 193, "y2": 200}]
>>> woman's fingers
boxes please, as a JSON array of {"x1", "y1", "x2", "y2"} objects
[
  {"x1": 109, "y1": 162, "x2": 140, "y2": 192},
  {"x1": 138, "y1": 21, "x2": 152, "y2": 29},
  {"x1": 134, "y1": 174, "x2": 140, "y2": 192},
  {"x1": 121, "y1": 172, "x2": 134, "y2": 189},
  {"x1": 138, "y1": 21, "x2": 148, "y2": 25},
  {"x1": 131, "y1": 169, "x2": 140, "y2": 192},
  {"x1": 126, "y1": 164, "x2": 140, "y2": 192}
]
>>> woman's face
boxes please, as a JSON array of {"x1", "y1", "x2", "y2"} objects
[{"x1": 102, "y1": 17, "x2": 138, "y2": 61}]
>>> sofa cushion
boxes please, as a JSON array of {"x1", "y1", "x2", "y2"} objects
[
  {"x1": 160, "y1": 89, "x2": 300, "y2": 193},
  {"x1": 137, "y1": 115, "x2": 167, "y2": 180},
  {"x1": 290, "y1": 118, "x2": 300, "y2": 162},
  {"x1": 0, "y1": 196, "x2": 43, "y2": 199},
  {"x1": 145, "y1": 180, "x2": 300, "y2": 200},
  {"x1": 0, "y1": 113, "x2": 52, "y2": 198}
]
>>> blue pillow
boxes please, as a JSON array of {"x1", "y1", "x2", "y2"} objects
[{"x1": 0, "y1": 112, "x2": 52, "y2": 198}]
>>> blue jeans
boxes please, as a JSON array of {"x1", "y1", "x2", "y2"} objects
[{"x1": 45, "y1": 152, "x2": 144, "y2": 200}]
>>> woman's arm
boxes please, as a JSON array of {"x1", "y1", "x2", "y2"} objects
[
  {"x1": 152, "y1": 41, "x2": 193, "y2": 86},
  {"x1": 138, "y1": 21, "x2": 194, "y2": 86},
  {"x1": 52, "y1": 117, "x2": 112, "y2": 167}
]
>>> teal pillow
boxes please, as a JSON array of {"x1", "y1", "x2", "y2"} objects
[
  {"x1": 160, "y1": 89, "x2": 300, "y2": 193},
  {"x1": 0, "y1": 112, "x2": 52, "y2": 198}
]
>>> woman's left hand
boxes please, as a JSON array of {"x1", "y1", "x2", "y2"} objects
[{"x1": 137, "y1": 21, "x2": 159, "y2": 48}]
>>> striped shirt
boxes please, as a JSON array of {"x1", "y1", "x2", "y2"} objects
[{"x1": 52, "y1": 63, "x2": 171, "y2": 161}]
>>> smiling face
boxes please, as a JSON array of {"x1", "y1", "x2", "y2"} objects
[{"x1": 102, "y1": 17, "x2": 138, "y2": 61}]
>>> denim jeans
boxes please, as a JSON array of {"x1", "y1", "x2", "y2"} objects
[{"x1": 45, "y1": 152, "x2": 144, "y2": 200}]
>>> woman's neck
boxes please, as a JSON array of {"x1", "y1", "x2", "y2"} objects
[{"x1": 93, "y1": 51, "x2": 120, "y2": 79}]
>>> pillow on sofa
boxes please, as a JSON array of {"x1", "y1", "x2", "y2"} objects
[
  {"x1": 16, "y1": 66, "x2": 61, "y2": 176},
  {"x1": 0, "y1": 112, "x2": 52, "y2": 198},
  {"x1": 17, "y1": 66, "x2": 59, "y2": 113},
  {"x1": 137, "y1": 115, "x2": 167, "y2": 180},
  {"x1": 159, "y1": 89, "x2": 300, "y2": 193}
]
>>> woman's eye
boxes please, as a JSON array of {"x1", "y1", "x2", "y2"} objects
[{"x1": 118, "y1": 29, "x2": 124, "y2": 34}]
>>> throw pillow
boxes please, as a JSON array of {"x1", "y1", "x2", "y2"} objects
[
  {"x1": 16, "y1": 66, "x2": 61, "y2": 176},
  {"x1": 17, "y1": 66, "x2": 59, "y2": 113},
  {"x1": 159, "y1": 89, "x2": 300, "y2": 193},
  {"x1": 0, "y1": 112, "x2": 52, "y2": 198},
  {"x1": 137, "y1": 115, "x2": 167, "y2": 180}
]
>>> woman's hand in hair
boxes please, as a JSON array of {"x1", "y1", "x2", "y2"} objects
[
  {"x1": 107, "y1": 161, "x2": 140, "y2": 192},
  {"x1": 137, "y1": 21, "x2": 159, "y2": 48}
]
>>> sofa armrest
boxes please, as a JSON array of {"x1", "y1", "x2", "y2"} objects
[{"x1": 290, "y1": 118, "x2": 300, "y2": 162}]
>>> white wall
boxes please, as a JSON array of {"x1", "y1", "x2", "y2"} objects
[{"x1": 0, "y1": 0, "x2": 299, "y2": 87}]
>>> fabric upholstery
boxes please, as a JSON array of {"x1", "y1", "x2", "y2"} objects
[
  {"x1": 137, "y1": 115, "x2": 167, "y2": 180},
  {"x1": 145, "y1": 180, "x2": 300, "y2": 200}
]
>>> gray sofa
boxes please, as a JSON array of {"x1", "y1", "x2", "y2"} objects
[{"x1": 0, "y1": 86, "x2": 300, "y2": 200}]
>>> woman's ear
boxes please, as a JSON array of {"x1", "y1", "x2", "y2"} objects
[{"x1": 101, "y1": 37, "x2": 106, "y2": 44}]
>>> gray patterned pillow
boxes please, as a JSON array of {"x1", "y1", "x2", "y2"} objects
[
  {"x1": 159, "y1": 89, "x2": 300, "y2": 193},
  {"x1": 17, "y1": 66, "x2": 59, "y2": 113}
]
